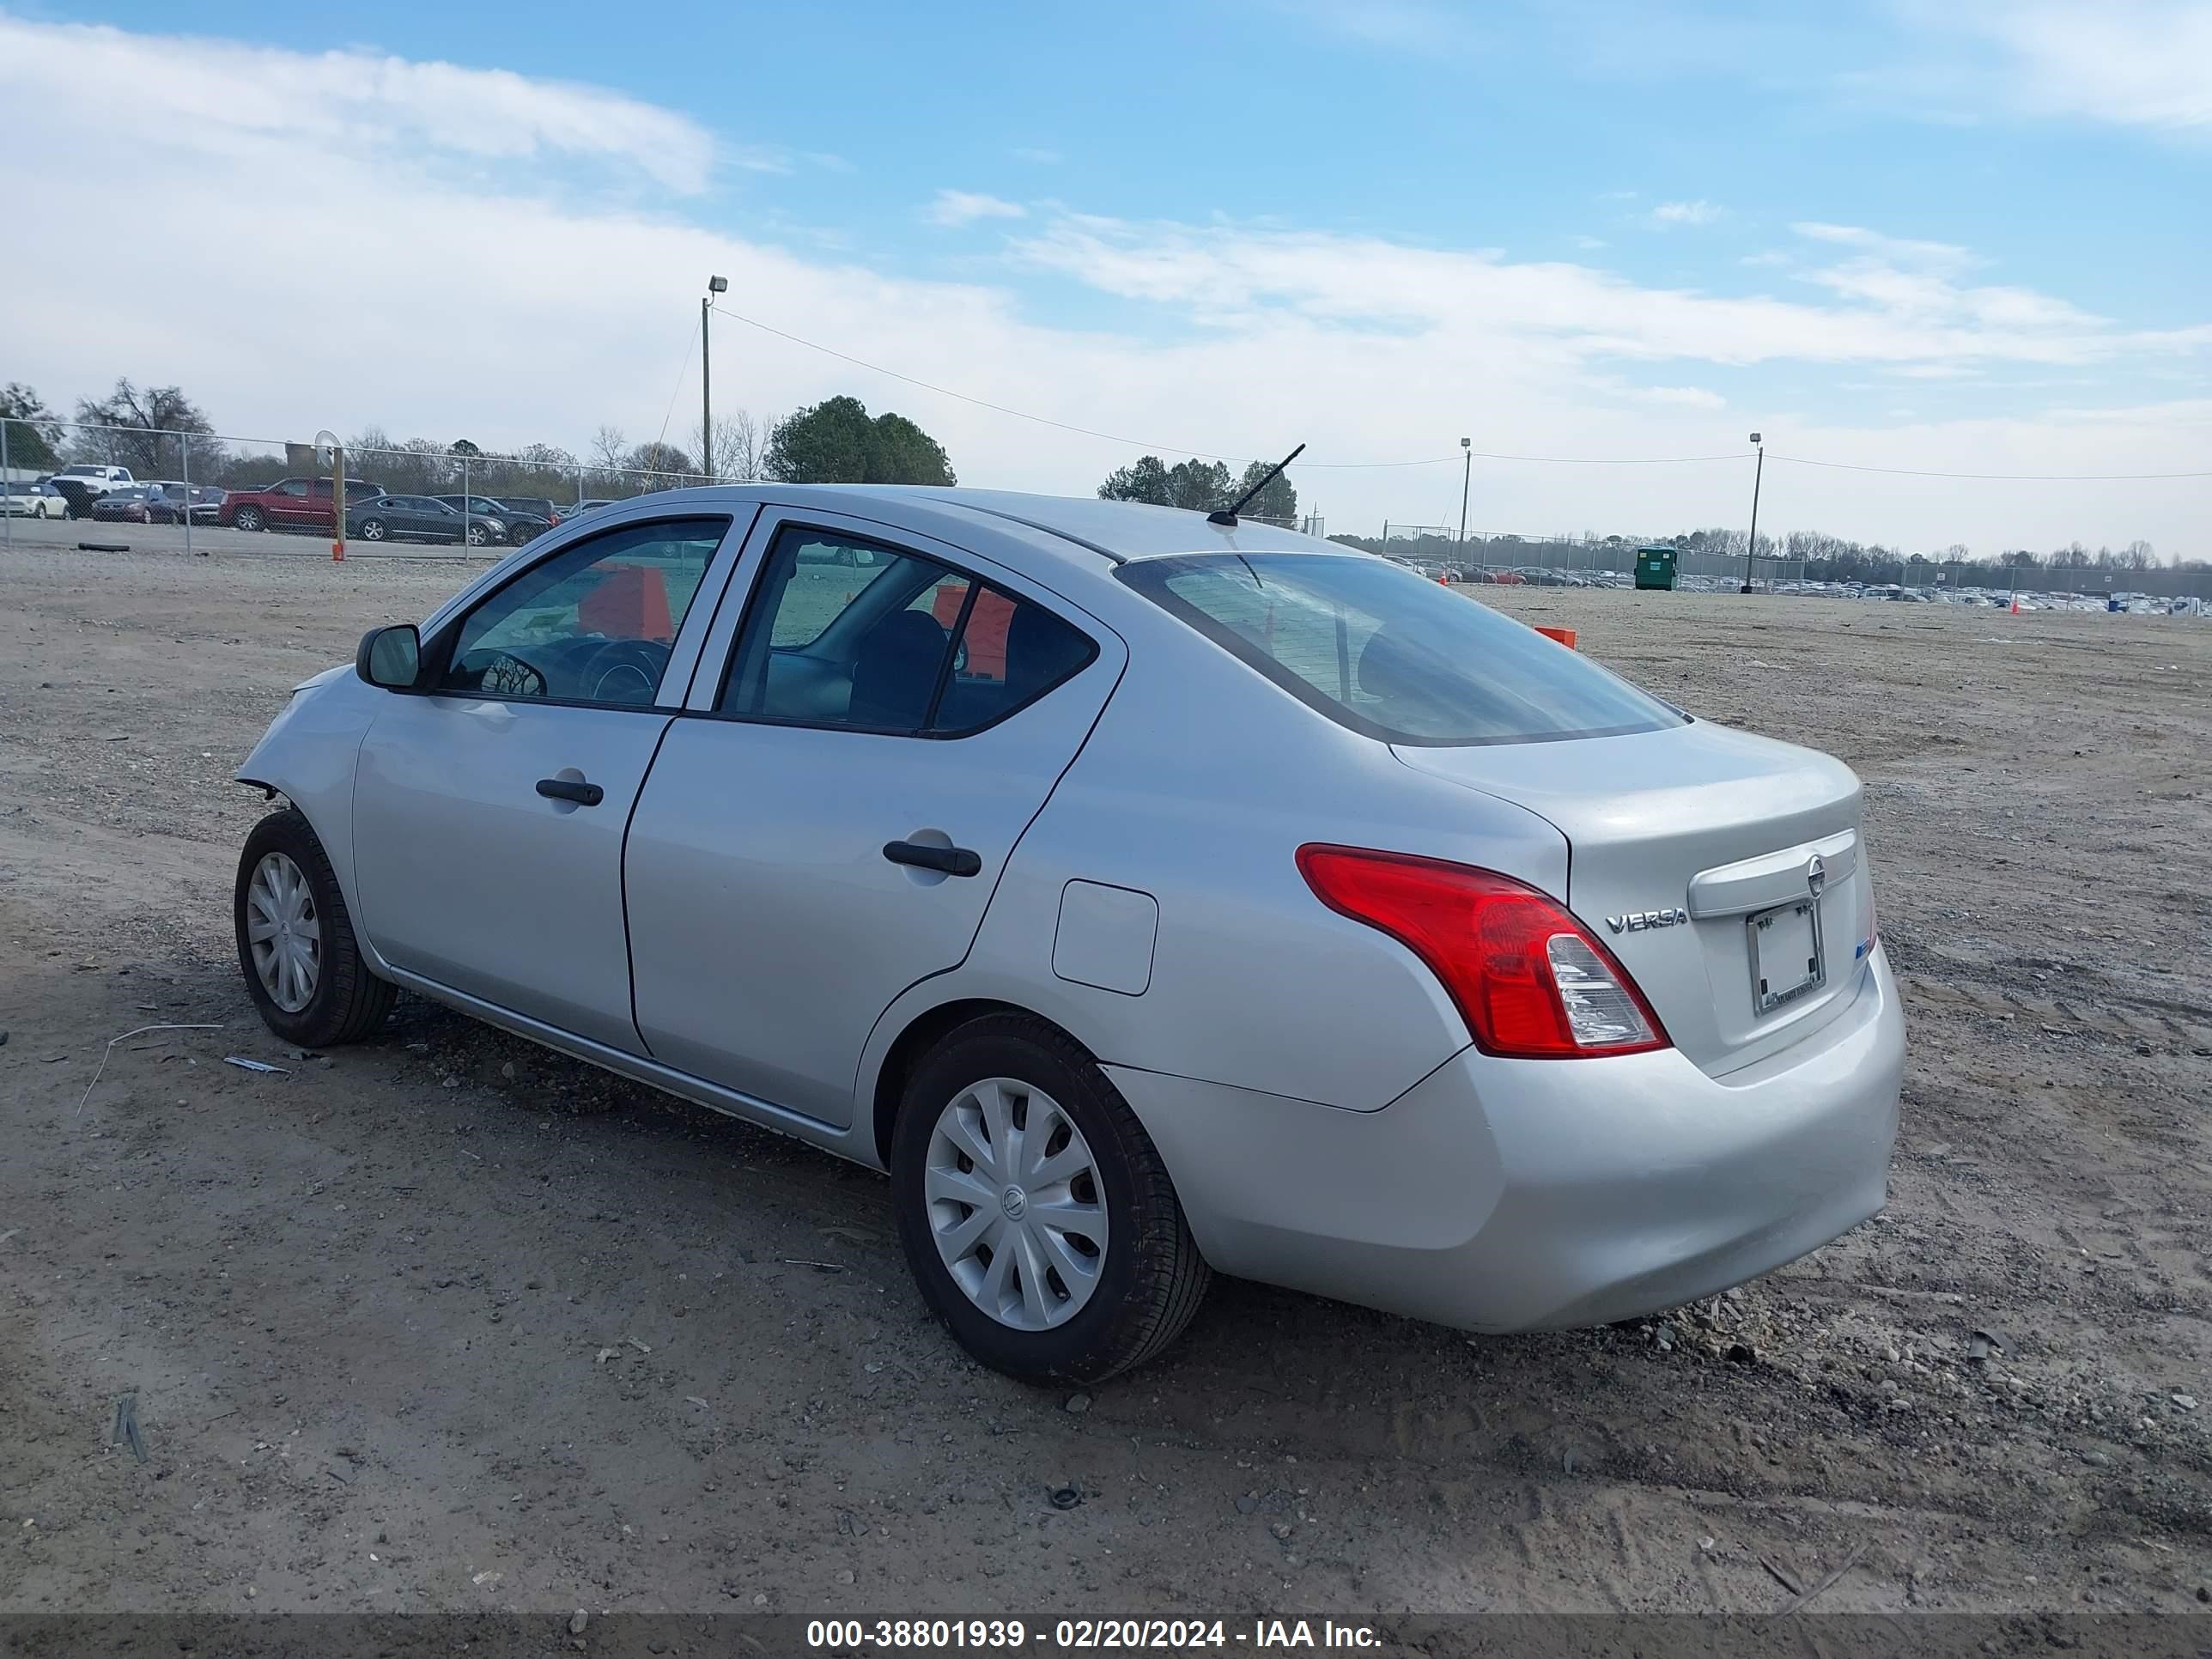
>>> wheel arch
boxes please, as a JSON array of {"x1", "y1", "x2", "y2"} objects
[
  {"x1": 867, "y1": 996, "x2": 1095, "y2": 1170},
  {"x1": 232, "y1": 672, "x2": 390, "y2": 975}
]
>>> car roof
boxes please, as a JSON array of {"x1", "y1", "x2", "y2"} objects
[{"x1": 625, "y1": 483, "x2": 1346, "y2": 574}]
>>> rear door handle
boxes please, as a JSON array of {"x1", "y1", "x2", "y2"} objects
[
  {"x1": 536, "y1": 777, "x2": 605, "y2": 807},
  {"x1": 883, "y1": 840, "x2": 981, "y2": 878}
]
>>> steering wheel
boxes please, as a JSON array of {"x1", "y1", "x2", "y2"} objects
[
  {"x1": 457, "y1": 648, "x2": 547, "y2": 698},
  {"x1": 579, "y1": 638, "x2": 670, "y2": 704}
]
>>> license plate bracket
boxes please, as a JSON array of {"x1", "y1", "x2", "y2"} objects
[{"x1": 1748, "y1": 896, "x2": 1825, "y2": 1013}]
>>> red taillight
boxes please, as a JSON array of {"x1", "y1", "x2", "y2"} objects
[{"x1": 1296, "y1": 844, "x2": 1669, "y2": 1060}]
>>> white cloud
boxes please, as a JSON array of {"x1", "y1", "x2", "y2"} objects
[
  {"x1": 1791, "y1": 222, "x2": 1976, "y2": 270},
  {"x1": 1571, "y1": 234, "x2": 1607, "y2": 250},
  {"x1": 1633, "y1": 386, "x2": 1729, "y2": 410},
  {"x1": 927, "y1": 190, "x2": 1028, "y2": 228},
  {"x1": 0, "y1": 16, "x2": 2203, "y2": 554},
  {"x1": 0, "y1": 14, "x2": 720, "y2": 193},
  {"x1": 1007, "y1": 212, "x2": 2209, "y2": 370},
  {"x1": 1955, "y1": 0, "x2": 2212, "y2": 130},
  {"x1": 1012, "y1": 147, "x2": 1064, "y2": 165},
  {"x1": 1650, "y1": 200, "x2": 1724, "y2": 228}
]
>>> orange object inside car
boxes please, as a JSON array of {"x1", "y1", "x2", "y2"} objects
[
  {"x1": 580, "y1": 565, "x2": 675, "y2": 644},
  {"x1": 932, "y1": 584, "x2": 1014, "y2": 678}
]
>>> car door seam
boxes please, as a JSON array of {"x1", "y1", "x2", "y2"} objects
[
  {"x1": 620, "y1": 714, "x2": 681, "y2": 1059},
  {"x1": 847, "y1": 649, "x2": 1133, "y2": 1112}
]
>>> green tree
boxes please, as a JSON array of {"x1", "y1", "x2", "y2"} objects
[
  {"x1": 867, "y1": 410, "x2": 956, "y2": 486},
  {"x1": 450, "y1": 438, "x2": 482, "y2": 457},
  {"x1": 1232, "y1": 457, "x2": 1297, "y2": 523},
  {"x1": 1097, "y1": 455, "x2": 1234, "y2": 511},
  {"x1": 763, "y1": 396, "x2": 956, "y2": 485},
  {"x1": 0, "y1": 383, "x2": 64, "y2": 469},
  {"x1": 69, "y1": 379, "x2": 215, "y2": 477}
]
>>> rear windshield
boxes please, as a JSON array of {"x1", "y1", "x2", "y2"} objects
[{"x1": 1116, "y1": 551, "x2": 1686, "y2": 746}]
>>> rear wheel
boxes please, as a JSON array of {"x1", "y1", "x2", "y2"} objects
[
  {"x1": 234, "y1": 808, "x2": 395, "y2": 1048},
  {"x1": 232, "y1": 503, "x2": 266, "y2": 532},
  {"x1": 891, "y1": 1014, "x2": 1210, "y2": 1384}
]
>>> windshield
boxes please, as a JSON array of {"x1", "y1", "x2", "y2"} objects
[{"x1": 1116, "y1": 551, "x2": 1686, "y2": 747}]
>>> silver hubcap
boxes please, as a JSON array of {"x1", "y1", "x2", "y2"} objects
[
  {"x1": 363, "y1": 520, "x2": 384, "y2": 539},
  {"x1": 246, "y1": 851, "x2": 320, "y2": 1012},
  {"x1": 925, "y1": 1078, "x2": 1109, "y2": 1332}
]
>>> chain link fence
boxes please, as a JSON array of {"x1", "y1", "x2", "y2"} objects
[
  {"x1": 0, "y1": 417, "x2": 727, "y2": 556},
  {"x1": 4, "y1": 416, "x2": 2205, "y2": 603},
  {"x1": 1354, "y1": 526, "x2": 2209, "y2": 600}
]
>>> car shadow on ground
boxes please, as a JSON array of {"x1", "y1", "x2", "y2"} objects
[{"x1": 363, "y1": 988, "x2": 1678, "y2": 1438}]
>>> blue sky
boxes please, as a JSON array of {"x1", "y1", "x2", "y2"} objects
[{"x1": 3, "y1": 1, "x2": 2208, "y2": 550}]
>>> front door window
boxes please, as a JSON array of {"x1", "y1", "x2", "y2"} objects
[{"x1": 441, "y1": 518, "x2": 727, "y2": 705}]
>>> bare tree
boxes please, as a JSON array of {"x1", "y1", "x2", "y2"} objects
[
  {"x1": 625, "y1": 441, "x2": 700, "y2": 492},
  {"x1": 68, "y1": 379, "x2": 215, "y2": 477},
  {"x1": 2124, "y1": 538, "x2": 2156, "y2": 570},
  {"x1": 589, "y1": 424, "x2": 629, "y2": 482},
  {"x1": 692, "y1": 409, "x2": 768, "y2": 483}
]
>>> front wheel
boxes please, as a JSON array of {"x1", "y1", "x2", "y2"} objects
[
  {"x1": 465, "y1": 522, "x2": 489, "y2": 547},
  {"x1": 234, "y1": 808, "x2": 395, "y2": 1048},
  {"x1": 358, "y1": 517, "x2": 387, "y2": 542},
  {"x1": 232, "y1": 504, "x2": 266, "y2": 532},
  {"x1": 891, "y1": 1013, "x2": 1210, "y2": 1384}
]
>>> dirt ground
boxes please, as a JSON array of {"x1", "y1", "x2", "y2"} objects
[{"x1": 2, "y1": 540, "x2": 2208, "y2": 1623}]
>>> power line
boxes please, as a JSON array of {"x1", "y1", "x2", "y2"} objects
[
  {"x1": 709, "y1": 303, "x2": 1740, "y2": 471},
  {"x1": 1771, "y1": 453, "x2": 2212, "y2": 482},
  {"x1": 653, "y1": 314, "x2": 700, "y2": 455},
  {"x1": 708, "y1": 302, "x2": 2212, "y2": 483}
]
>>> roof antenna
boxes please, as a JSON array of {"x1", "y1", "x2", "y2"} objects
[{"x1": 1208, "y1": 443, "x2": 1305, "y2": 527}]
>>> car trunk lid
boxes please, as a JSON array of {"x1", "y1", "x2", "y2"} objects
[{"x1": 1393, "y1": 720, "x2": 1875, "y2": 1076}]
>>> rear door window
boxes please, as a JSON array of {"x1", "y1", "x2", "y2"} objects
[
  {"x1": 1116, "y1": 551, "x2": 1684, "y2": 746},
  {"x1": 717, "y1": 526, "x2": 1097, "y2": 735}
]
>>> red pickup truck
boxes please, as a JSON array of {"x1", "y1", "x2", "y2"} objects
[{"x1": 218, "y1": 477, "x2": 385, "y2": 533}]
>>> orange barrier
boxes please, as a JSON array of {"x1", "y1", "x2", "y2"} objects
[
  {"x1": 1534, "y1": 625, "x2": 1577, "y2": 648},
  {"x1": 580, "y1": 564, "x2": 675, "y2": 643}
]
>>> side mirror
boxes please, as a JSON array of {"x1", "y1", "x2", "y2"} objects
[{"x1": 356, "y1": 624, "x2": 422, "y2": 690}]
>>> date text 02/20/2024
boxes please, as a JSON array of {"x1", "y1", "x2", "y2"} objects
[{"x1": 804, "y1": 1619, "x2": 1383, "y2": 1650}]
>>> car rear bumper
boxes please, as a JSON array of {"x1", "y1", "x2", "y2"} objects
[{"x1": 1109, "y1": 945, "x2": 1903, "y2": 1332}]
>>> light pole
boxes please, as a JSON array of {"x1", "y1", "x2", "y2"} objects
[
  {"x1": 702, "y1": 275, "x2": 728, "y2": 483},
  {"x1": 1741, "y1": 430, "x2": 1764, "y2": 594},
  {"x1": 1457, "y1": 436, "x2": 1471, "y2": 552}
]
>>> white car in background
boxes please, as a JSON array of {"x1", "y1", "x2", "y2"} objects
[
  {"x1": 2, "y1": 479, "x2": 68, "y2": 517},
  {"x1": 52, "y1": 463, "x2": 137, "y2": 495}
]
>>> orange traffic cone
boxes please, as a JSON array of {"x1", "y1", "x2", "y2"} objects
[{"x1": 2009, "y1": 596, "x2": 2020, "y2": 615}]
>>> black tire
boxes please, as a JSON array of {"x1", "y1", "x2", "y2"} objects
[
  {"x1": 359, "y1": 517, "x2": 387, "y2": 542},
  {"x1": 234, "y1": 807, "x2": 396, "y2": 1048},
  {"x1": 232, "y1": 504, "x2": 266, "y2": 532},
  {"x1": 891, "y1": 1013, "x2": 1210, "y2": 1385}
]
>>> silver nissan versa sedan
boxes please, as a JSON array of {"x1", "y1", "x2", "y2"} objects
[{"x1": 234, "y1": 486, "x2": 1905, "y2": 1382}]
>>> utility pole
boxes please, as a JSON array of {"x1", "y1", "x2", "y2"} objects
[
  {"x1": 1457, "y1": 436, "x2": 1471, "y2": 550},
  {"x1": 1741, "y1": 431, "x2": 1764, "y2": 594},
  {"x1": 702, "y1": 275, "x2": 728, "y2": 483}
]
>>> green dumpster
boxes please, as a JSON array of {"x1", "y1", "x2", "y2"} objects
[{"x1": 1633, "y1": 544, "x2": 1677, "y2": 591}]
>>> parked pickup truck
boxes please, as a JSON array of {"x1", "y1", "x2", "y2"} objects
[
  {"x1": 217, "y1": 477, "x2": 386, "y2": 533},
  {"x1": 51, "y1": 463, "x2": 137, "y2": 496}
]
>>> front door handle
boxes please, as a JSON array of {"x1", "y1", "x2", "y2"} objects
[
  {"x1": 536, "y1": 777, "x2": 605, "y2": 807},
  {"x1": 883, "y1": 840, "x2": 981, "y2": 878}
]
